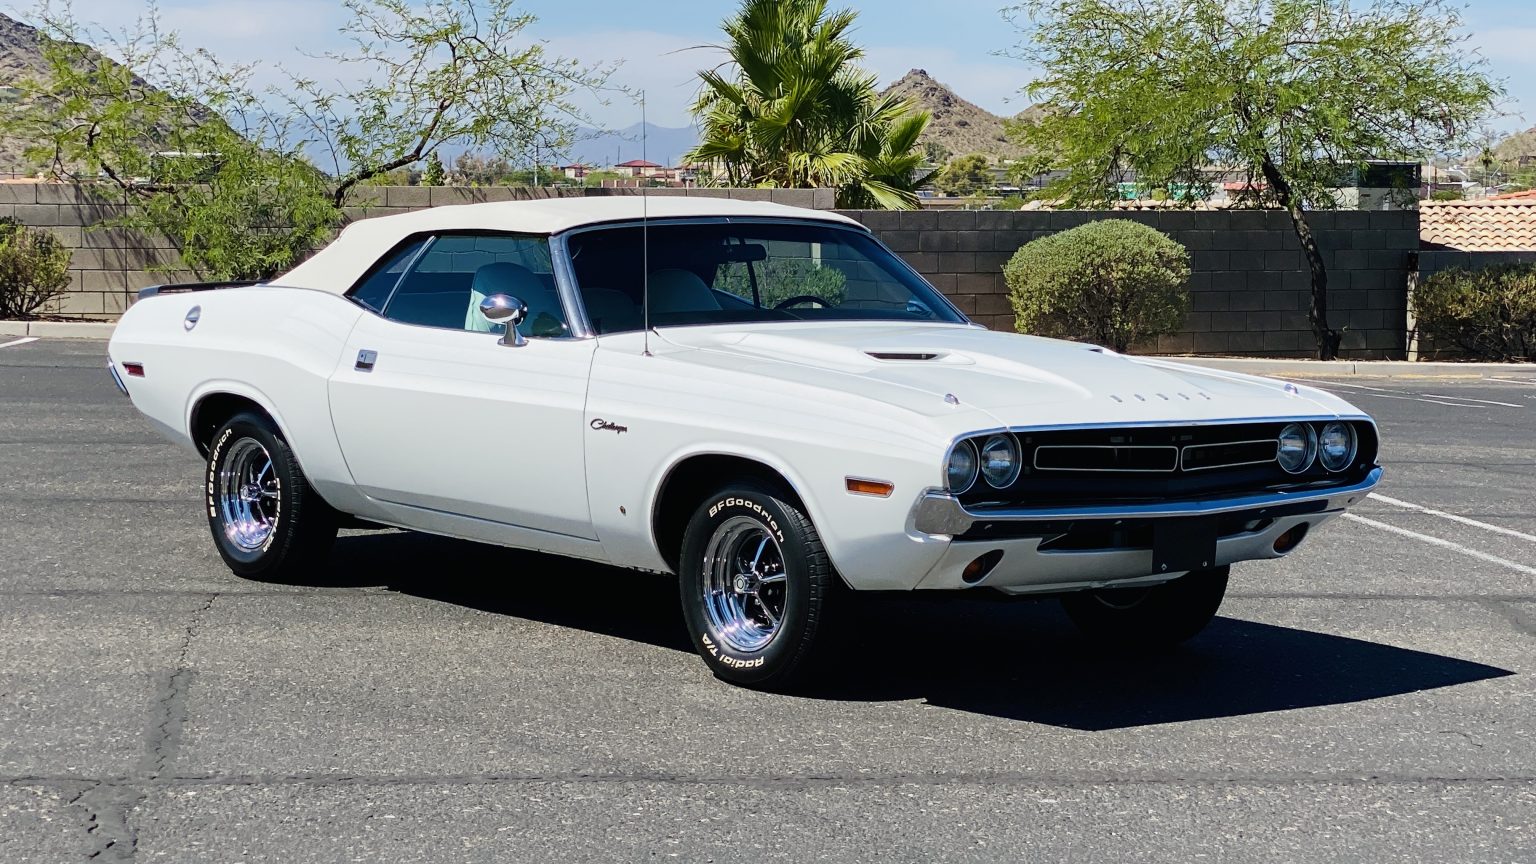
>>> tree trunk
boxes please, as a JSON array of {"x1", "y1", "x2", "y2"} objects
[{"x1": 1258, "y1": 157, "x2": 1341, "y2": 360}]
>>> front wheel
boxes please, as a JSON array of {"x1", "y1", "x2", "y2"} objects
[
  {"x1": 678, "y1": 483, "x2": 833, "y2": 690},
  {"x1": 1060, "y1": 565, "x2": 1230, "y2": 649},
  {"x1": 205, "y1": 411, "x2": 338, "y2": 581}
]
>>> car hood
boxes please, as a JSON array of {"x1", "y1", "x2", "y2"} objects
[{"x1": 654, "y1": 322, "x2": 1359, "y2": 427}]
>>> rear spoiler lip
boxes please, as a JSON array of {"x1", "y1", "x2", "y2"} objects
[{"x1": 137, "y1": 280, "x2": 262, "y2": 300}]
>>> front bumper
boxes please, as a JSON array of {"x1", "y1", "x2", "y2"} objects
[{"x1": 908, "y1": 466, "x2": 1382, "y2": 594}]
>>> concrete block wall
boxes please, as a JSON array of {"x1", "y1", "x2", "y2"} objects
[
  {"x1": 2, "y1": 184, "x2": 831, "y2": 320},
  {"x1": 8, "y1": 181, "x2": 1418, "y2": 358},
  {"x1": 836, "y1": 208, "x2": 1419, "y2": 359}
]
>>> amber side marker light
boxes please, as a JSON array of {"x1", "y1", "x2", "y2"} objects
[{"x1": 845, "y1": 478, "x2": 895, "y2": 497}]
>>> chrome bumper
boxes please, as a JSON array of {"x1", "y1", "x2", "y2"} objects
[
  {"x1": 911, "y1": 466, "x2": 1383, "y2": 536},
  {"x1": 107, "y1": 360, "x2": 129, "y2": 396}
]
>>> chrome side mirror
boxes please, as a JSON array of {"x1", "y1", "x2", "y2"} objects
[{"x1": 479, "y1": 293, "x2": 528, "y2": 347}]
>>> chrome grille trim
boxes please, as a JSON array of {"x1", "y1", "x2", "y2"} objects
[
  {"x1": 1178, "y1": 439, "x2": 1280, "y2": 472},
  {"x1": 1032, "y1": 444, "x2": 1180, "y2": 473}
]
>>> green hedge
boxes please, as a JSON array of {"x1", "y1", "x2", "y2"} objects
[
  {"x1": 1413, "y1": 263, "x2": 1536, "y2": 362},
  {"x1": 1003, "y1": 219, "x2": 1190, "y2": 352}
]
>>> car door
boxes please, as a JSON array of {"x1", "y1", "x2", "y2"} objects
[{"x1": 327, "y1": 232, "x2": 598, "y2": 541}]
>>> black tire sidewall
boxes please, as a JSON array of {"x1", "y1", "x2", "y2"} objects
[
  {"x1": 679, "y1": 485, "x2": 823, "y2": 687},
  {"x1": 205, "y1": 413, "x2": 319, "y2": 578}
]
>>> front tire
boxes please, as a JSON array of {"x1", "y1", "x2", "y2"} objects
[
  {"x1": 1060, "y1": 565, "x2": 1230, "y2": 648},
  {"x1": 205, "y1": 411, "x2": 337, "y2": 581},
  {"x1": 678, "y1": 483, "x2": 833, "y2": 690}
]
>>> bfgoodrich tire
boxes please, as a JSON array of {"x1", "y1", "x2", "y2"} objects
[
  {"x1": 205, "y1": 411, "x2": 338, "y2": 581},
  {"x1": 678, "y1": 482, "x2": 834, "y2": 690},
  {"x1": 1060, "y1": 565, "x2": 1230, "y2": 648}
]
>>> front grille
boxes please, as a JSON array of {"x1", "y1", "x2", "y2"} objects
[
  {"x1": 957, "y1": 420, "x2": 1378, "y2": 509},
  {"x1": 1034, "y1": 445, "x2": 1179, "y2": 472}
]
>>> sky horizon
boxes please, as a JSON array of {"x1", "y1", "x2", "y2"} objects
[{"x1": 6, "y1": 0, "x2": 1534, "y2": 143}]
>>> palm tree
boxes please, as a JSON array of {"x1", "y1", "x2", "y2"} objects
[{"x1": 687, "y1": 0, "x2": 934, "y2": 209}]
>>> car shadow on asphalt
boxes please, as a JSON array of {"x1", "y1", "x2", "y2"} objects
[{"x1": 320, "y1": 531, "x2": 1513, "y2": 731}]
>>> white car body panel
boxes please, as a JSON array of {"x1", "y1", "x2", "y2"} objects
[{"x1": 107, "y1": 199, "x2": 1380, "y2": 595}]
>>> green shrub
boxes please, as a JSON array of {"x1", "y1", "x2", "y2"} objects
[
  {"x1": 1003, "y1": 219, "x2": 1190, "y2": 352},
  {"x1": 0, "y1": 218, "x2": 72, "y2": 319},
  {"x1": 1429, "y1": 188, "x2": 1465, "y2": 201},
  {"x1": 1413, "y1": 263, "x2": 1536, "y2": 361}
]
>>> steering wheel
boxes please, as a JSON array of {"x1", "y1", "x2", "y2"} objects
[{"x1": 772, "y1": 294, "x2": 831, "y2": 310}]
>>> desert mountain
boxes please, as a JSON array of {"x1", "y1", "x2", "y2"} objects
[
  {"x1": 881, "y1": 68, "x2": 1034, "y2": 163},
  {"x1": 0, "y1": 13, "x2": 57, "y2": 174}
]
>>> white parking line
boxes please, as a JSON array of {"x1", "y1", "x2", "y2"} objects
[
  {"x1": 1418, "y1": 394, "x2": 1524, "y2": 407},
  {"x1": 1282, "y1": 377, "x2": 1524, "y2": 409},
  {"x1": 0, "y1": 336, "x2": 39, "y2": 349},
  {"x1": 1343, "y1": 513, "x2": 1536, "y2": 576},
  {"x1": 1367, "y1": 493, "x2": 1536, "y2": 544}
]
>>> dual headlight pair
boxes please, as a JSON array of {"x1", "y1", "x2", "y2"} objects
[
  {"x1": 1278, "y1": 421, "x2": 1357, "y2": 474},
  {"x1": 946, "y1": 433, "x2": 1019, "y2": 494},
  {"x1": 945, "y1": 422, "x2": 1360, "y2": 493}
]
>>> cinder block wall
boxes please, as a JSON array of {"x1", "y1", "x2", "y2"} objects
[
  {"x1": 6, "y1": 182, "x2": 1416, "y2": 358},
  {"x1": 835, "y1": 209, "x2": 1419, "y2": 359},
  {"x1": 0, "y1": 184, "x2": 832, "y2": 320}
]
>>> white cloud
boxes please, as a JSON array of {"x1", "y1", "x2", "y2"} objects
[{"x1": 536, "y1": 28, "x2": 725, "y2": 129}]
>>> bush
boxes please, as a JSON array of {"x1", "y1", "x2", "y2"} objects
[
  {"x1": 1413, "y1": 264, "x2": 1536, "y2": 361},
  {"x1": 1003, "y1": 219, "x2": 1190, "y2": 352},
  {"x1": 0, "y1": 218, "x2": 72, "y2": 319},
  {"x1": 1429, "y1": 188, "x2": 1465, "y2": 201}
]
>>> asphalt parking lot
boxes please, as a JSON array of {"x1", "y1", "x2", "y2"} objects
[{"x1": 3, "y1": 336, "x2": 1534, "y2": 862}]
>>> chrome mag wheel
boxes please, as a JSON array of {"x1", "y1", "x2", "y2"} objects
[
  {"x1": 216, "y1": 437, "x2": 280, "y2": 552},
  {"x1": 702, "y1": 516, "x2": 789, "y2": 653}
]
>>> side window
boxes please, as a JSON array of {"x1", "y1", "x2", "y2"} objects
[
  {"x1": 382, "y1": 234, "x2": 569, "y2": 337},
  {"x1": 348, "y1": 238, "x2": 427, "y2": 312}
]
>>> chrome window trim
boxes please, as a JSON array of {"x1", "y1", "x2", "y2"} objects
[{"x1": 911, "y1": 467, "x2": 1384, "y2": 536}]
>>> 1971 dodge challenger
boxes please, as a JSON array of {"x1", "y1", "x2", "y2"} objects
[{"x1": 108, "y1": 197, "x2": 1381, "y2": 688}]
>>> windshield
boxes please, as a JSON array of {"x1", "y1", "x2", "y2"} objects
[{"x1": 564, "y1": 220, "x2": 967, "y2": 334}]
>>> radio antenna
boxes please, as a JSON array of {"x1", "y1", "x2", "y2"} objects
[{"x1": 640, "y1": 90, "x2": 652, "y2": 358}]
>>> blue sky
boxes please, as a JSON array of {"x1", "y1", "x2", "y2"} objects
[{"x1": 11, "y1": 0, "x2": 1536, "y2": 134}]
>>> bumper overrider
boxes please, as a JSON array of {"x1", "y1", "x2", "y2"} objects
[{"x1": 908, "y1": 467, "x2": 1382, "y2": 594}]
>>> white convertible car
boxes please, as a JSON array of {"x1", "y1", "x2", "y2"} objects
[{"x1": 108, "y1": 197, "x2": 1381, "y2": 688}]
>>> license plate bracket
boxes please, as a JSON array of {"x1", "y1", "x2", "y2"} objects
[{"x1": 1152, "y1": 517, "x2": 1219, "y2": 574}]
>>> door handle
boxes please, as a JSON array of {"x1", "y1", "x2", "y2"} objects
[{"x1": 355, "y1": 349, "x2": 378, "y2": 371}]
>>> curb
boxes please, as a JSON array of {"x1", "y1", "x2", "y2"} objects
[
  {"x1": 1161, "y1": 356, "x2": 1536, "y2": 379},
  {"x1": 0, "y1": 321, "x2": 117, "y2": 339}
]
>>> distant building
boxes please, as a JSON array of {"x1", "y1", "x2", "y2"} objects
[
  {"x1": 559, "y1": 164, "x2": 590, "y2": 180},
  {"x1": 1332, "y1": 160, "x2": 1421, "y2": 210},
  {"x1": 613, "y1": 159, "x2": 666, "y2": 179}
]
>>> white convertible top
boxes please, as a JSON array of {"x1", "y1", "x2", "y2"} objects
[{"x1": 276, "y1": 197, "x2": 864, "y2": 292}]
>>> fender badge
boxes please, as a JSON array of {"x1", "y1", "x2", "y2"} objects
[{"x1": 590, "y1": 418, "x2": 628, "y2": 434}]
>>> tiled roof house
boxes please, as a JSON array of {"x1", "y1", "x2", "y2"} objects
[{"x1": 1420, "y1": 196, "x2": 1536, "y2": 251}]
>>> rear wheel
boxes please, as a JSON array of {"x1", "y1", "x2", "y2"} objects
[
  {"x1": 678, "y1": 482, "x2": 833, "y2": 689},
  {"x1": 1060, "y1": 565, "x2": 1229, "y2": 648},
  {"x1": 205, "y1": 411, "x2": 337, "y2": 581}
]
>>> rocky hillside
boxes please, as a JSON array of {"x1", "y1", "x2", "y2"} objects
[
  {"x1": 0, "y1": 13, "x2": 54, "y2": 174},
  {"x1": 881, "y1": 68, "x2": 1034, "y2": 163}
]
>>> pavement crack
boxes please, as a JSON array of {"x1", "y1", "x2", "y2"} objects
[
  {"x1": 141, "y1": 593, "x2": 217, "y2": 781},
  {"x1": 65, "y1": 781, "x2": 141, "y2": 862}
]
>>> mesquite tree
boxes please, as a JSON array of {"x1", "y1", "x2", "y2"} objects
[{"x1": 1006, "y1": 0, "x2": 1499, "y2": 359}]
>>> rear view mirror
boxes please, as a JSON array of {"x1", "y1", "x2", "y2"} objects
[{"x1": 717, "y1": 244, "x2": 768, "y2": 263}]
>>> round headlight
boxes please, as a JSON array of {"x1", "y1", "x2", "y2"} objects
[
  {"x1": 1318, "y1": 422, "x2": 1356, "y2": 472},
  {"x1": 979, "y1": 434, "x2": 1021, "y2": 488},
  {"x1": 1276, "y1": 423, "x2": 1317, "y2": 474},
  {"x1": 946, "y1": 439, "x2": 979, "y2": 493}
]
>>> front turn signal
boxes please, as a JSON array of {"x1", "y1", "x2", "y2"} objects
[{"x1": 845, "y1": 477, "x2": 895, "y2": 497}]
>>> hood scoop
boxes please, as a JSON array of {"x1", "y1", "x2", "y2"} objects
[{"x1": 865, "y1": 350, "x2": 943, "y2": 361}]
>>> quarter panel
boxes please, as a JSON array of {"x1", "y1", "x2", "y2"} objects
[{"x1": 107, "y1": 287, "x2": 368, "y2": 512}]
